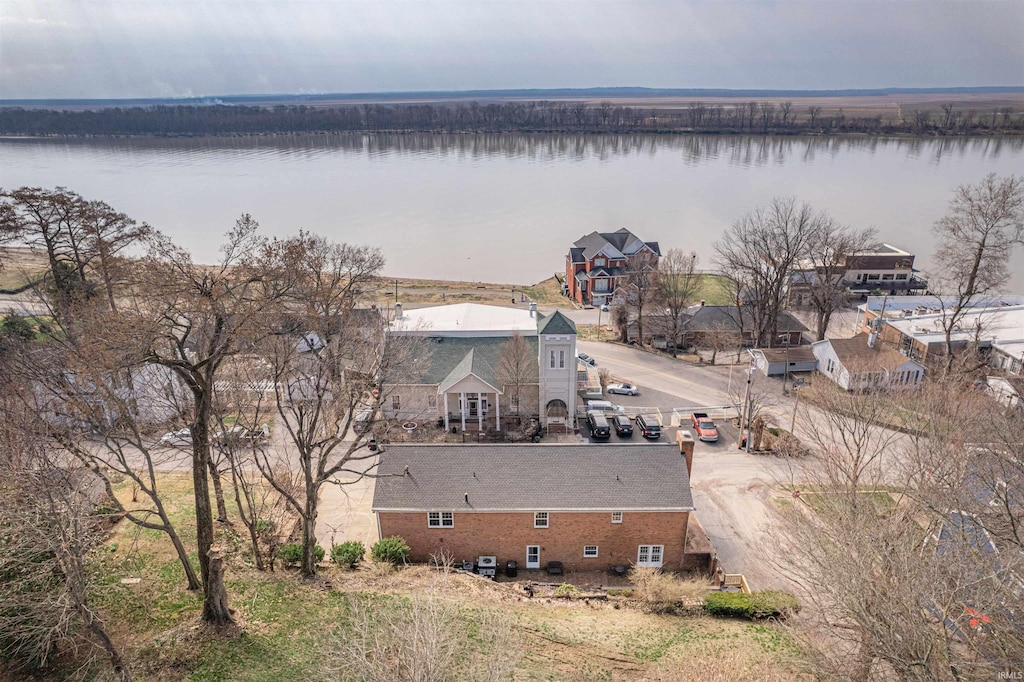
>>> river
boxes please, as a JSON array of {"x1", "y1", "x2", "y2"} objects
[{"x1": 2, "y1": 134, "x2": 1021, "y2": 285}]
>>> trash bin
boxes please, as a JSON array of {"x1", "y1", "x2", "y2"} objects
[{"x1": 505, "y1": 560, "x2": 518, "y2": 578}]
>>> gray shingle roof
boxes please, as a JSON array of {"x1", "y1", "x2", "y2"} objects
[
  {"x1": 537, "y1": 310, "x2": 576, "y2": 335},
  {"x1": 569, "y1": 247, "x2": 586, "y2": 264},
  {"x1": 372, "y1": 443, "x2": 694, "y2": 512},
  {"x1": 572, "y1": 231, "x2": 627, "y2": 260},
  {"x1": 683, "y1": 305, "x2": 809, "y2": 333},
  {"x1": 401, "y1": 337, "x2": 539, "y2": 387}
]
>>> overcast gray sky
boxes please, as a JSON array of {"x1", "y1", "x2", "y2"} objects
[{"x1": 2, "y1": 1, "x2": 1022, "y2": 99}]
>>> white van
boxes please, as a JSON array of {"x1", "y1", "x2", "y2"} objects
[{"x1": 586, "y1": 400, "x2": 624, "y2": 414}]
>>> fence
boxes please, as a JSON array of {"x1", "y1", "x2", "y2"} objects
[{"x1": 670, "y1": 406, "x2": 739, "y2": 427}]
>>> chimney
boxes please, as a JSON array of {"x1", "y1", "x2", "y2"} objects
[
  {"x1": 529, "y1": 302, "x2": 537, "y2": 318},
  {"x1": 395, "y1": 302, "x2": 403, "y2": 320},
  {"x1": 676, "y1": 430, "x2": 695, "y2": 477},
  {"x1": 700, "y1": 300, "x2": 705, "y2": 307}
]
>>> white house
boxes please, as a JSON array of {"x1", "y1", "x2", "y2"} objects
[
  {"x1": 811, "y1": 333, "x2": 925, "y2": 391},
  {"x1": 386, "y1": 303, "x2": 578, "y2": 432}
]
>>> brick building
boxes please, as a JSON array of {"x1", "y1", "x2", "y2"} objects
[
  {"x1": 372, "y1": 440, "x2": 698, "y2": 573},
  {"x1": 565, "y1": 228, "x2": 660, "y2": 307}
]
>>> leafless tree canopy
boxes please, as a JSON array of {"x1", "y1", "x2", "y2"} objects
[
  {"x1": 654, "y1": 249, "x2": 700, "y2": 356},
  {"x1": 496, "y1": 330, "x2": 533, "y2": 415},
  {"x1": 777, "y1": 379, "x2": 1024, "y2": 680},
  {"x1": 714, "y1": 198, "x2": 820, "y2": 348},
  {"x1": 930, "y1": 173, "x2": 1024, "y2": 373}
]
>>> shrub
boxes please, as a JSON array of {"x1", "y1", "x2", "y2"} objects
[
  {"x1": 554, "y1": 583, "x2": 580, "y2": 598},
  {"x1": 279, "y1": 543, "x2": 302, "y2": 566},
  {"x1": 629, "y1": 567, "x2": 709, "y2": 606},
  {"x1": 705, "y1": 590, "x2": 801, "y2": 620},
  {"x1": 332, "y1": 541, "x2": 365, "y2": 569},
  {"x1": 371, "y1": 536, "x2": 410, "y2": 566},
  {"x1": 279, "y1": 543, "x2": 325, "y2": 567}
]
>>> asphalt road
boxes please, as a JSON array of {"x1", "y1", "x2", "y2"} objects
[{"x1": 576, "y1": 340, "x2": 799, "y2": 589}]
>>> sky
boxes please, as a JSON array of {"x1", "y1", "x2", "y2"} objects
[{"x1": 1, "y1": 1, "x2": 1023, "y2": 100}]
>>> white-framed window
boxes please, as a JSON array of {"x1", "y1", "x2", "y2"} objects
[
  {"x1": 392, "y1": 395, "x2": 401, "y2": 410},
  {"x1": 594, "y1": 257, "x2": 606, "y2": 267},
  {"x1": 636, "y1": 544, "x2": 664, "y2": 567},
  {"x1": 534, "y1": 512, "x2": 549, "y2": 528},
  {"x1": 427, "y1": 394, "x2": 437, "y2": 409},
  {"x1": 549, "y1": 350, "x2": 556, "y2": 368},
  {"x1": 895, "y1": 274, "x2": 908, "y2": 280},
  {"x1": 427, "y1": 512, "x2": 454, "y2": 528},
  {"x1": 611, "y1": 512, "x2": 623, "y2": 524},
  {"x1": 558, "y1": 350, "x2": 565, "y2": 368},
  {"x1": 583, "y1": 545, "x2": 599, "y2": 558}
]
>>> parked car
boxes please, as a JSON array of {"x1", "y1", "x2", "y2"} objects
[
  {"x1": 160, "y1": 428, "x2": 192, "y2": 446},
  {"x1": 690, "y1": 412, "x2": 720, "y2": 442},
  {"x1": 586, "y1": 400, "x2": 625, "y2": 414},
  {"x1": 577, "y1": 352, "x2": 597, "y2": 366},
  {"x1": 635, "y1": 414, "x2": 662, "y2": 440},
  {"x1": 613, "y1": 414, "x2": 633, "y2": 437},
  {"x1": 606, "y1": 383, "x2": 639, "y2": 396},
  {"x1": 586, "y1": 411, "x2": 611, "y2": 439},
  {"x1": 213, "y1": 424, "x2": 270, "y2": 446}
]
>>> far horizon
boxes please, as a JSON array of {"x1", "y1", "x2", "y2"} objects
[{"x1": 3, "y1": 85, "x2": 1024, "y2": 106}]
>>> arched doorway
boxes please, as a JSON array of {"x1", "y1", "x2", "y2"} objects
[{"x1": 545, "y1": 399, "x2": 568, "y2": 433}]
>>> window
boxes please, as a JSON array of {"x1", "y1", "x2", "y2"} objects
[
  {"x1": 895, "y1": 274, "x2": 908, "y2": 280},
  {"x1": 558, "y1": 350, "x2": 565, "y2": 368},
  {"x1": 534, "y1": 512, "x2": 549, "y2": 528},
  {"x1": 636, "y1": 544, "x2": 664, "y2": 567},
  {"x1": 867, "y1": 274, "x2": 880, "y2": 281},
  {"x1": 427, "y1": 394, "x2": 437, "y2": 409},
  {"x1": 427, "y1": 512, "x2": 453, "y2": 528},
  {"x1": 882, "y1": 274, "x2": 894, "y2": 280},
  {"x1": 611, "y1": 512, "x2": 623, "y2": 524},
  {"x1": 549, "y1": 350, "x2": 556, "y2": 368},
  {"x1": 392, "y1": 395, "x2": 401, "y2": 410},
  {"x1": 583, "y1": 545, "x2": 599, "y2": 558},
  {"x1": 594, "y1": 257, "x2": 606, "y2": 267},
  {"x1": 827, "y1": 358, "x2": 835, "y2": 374}
]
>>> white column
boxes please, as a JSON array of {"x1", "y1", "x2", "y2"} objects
[
  {"x1": 460, "y1": 392, "x2": 466, "y2": 431},
  {"x1": 478, "y1": 392, "x2": 483, "y2": 431},
  {"x1": 495, "y1": 393, "x2": 500, "y2": 430},
  {"x1": 443, "y1": 392, "x2": 449, "y2": 431}
]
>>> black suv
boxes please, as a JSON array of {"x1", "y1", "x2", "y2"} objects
[
  {"x1": 586, "y1": 411, "x2": 611, "y2": 439},
  {"x1": 613, "y1": 414, "x2": 633, "y2": 437},
  {"x1": 635, "y1": 414, "x2": 661, "y2": 440}
]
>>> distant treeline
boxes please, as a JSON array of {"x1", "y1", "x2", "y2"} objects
[{"x1": 1, "y1": 100, "x2": 1022, "y2": 136}]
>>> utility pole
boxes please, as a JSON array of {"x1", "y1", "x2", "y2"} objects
[
  {"x1": 789, "y1": 385, "x2": 801, "y2": 434},
  {"x1": 740, "y1": 351, "x2": 754, "y2": 452},
  {"x1": 597, "y1": 305, "x2": 602, "y2": 341}
]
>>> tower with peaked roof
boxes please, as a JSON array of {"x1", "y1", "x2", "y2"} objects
[{"x1": 536, "y1": 310, "x2": 578, "y2": 432}]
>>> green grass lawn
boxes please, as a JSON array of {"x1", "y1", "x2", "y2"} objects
[{"x1": 65, "y1": 473, "x2": 807, "y2": 681}]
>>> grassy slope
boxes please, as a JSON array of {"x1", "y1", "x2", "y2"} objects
[{"x1": 74, "y1": 473, "x2": 803, "y2": 681}]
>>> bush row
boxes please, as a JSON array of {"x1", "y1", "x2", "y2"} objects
[{"x1": 704, "y1": 590, "x2": 801, "y2": 620}]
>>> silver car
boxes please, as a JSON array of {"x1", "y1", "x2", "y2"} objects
[{"x1": 606, "y1": 383, "x2": 639, "y2": 396}]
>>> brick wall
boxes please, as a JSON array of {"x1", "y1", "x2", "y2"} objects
[{"x1": 378, "y1": 510, "x2": 689, "y2": 572}]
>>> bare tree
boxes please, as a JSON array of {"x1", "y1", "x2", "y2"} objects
[
  {"x1": 654, "y1": 249, "x2": 700, "y2": 357},
  {"x1": 496, "y1": 330, "x2": 533, "y2": 419},
  {"x1": 622, "y1": 260, "x2": 657, "y2": 348},
  {"x1": 777, "y1": 379, "x2": 1024, "y2": 680},
  {"x1": 115, "y1": 215, "x2": 288, "y2": 624},
  {"x1": 714, "y1": 198, "x2": 819, "y2": 347},
  {"x1": 250, "y1": 233, "x2": 419, "y2": 578},
  {"x1": 794, "y1": 219, "x2": 876, "y2": 340},
  {"x1": 807, "y1": 106, "x2": 822, "y2": 128},
  {"x1": 0, "y1": 393, "x2": 131, "y2": 681},
  {"x1": 930, "y1": 174, "x2": 1024, "y2": 373}
]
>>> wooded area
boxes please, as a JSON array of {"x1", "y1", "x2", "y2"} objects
[{"x1": 1, "y1": 99, "x2": 1022, "y2": 136}]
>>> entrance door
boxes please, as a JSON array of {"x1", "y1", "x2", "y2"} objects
[
  {"x1": 526, "y1": 545, "x2": 540, "y2": 569},
  {"x1": 636, "y1": 544, "x2": 664, "y2": 568},
  {"x1": 468, "y1": 396, "x2": 479, "y2": 417}
]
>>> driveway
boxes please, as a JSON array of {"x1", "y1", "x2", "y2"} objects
[{"x1": 316, "y1": 455, "x2": 381, "y2": 551}]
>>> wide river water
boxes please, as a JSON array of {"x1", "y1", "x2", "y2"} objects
[{"x1": 2, "y1": 134, "x2": 1022, "y2": 285}]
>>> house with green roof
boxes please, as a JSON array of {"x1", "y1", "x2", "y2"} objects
[{"x1": 387, "y1": 303, "x2": 578, "y2": 432}]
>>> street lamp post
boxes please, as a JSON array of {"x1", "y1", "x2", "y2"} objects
[
  {"x1": 740, "y1": 351, "x2": 755, "y2": 452},
  {"x1": 597, "y1": 304, "x2": 602, "y2": 341}
]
